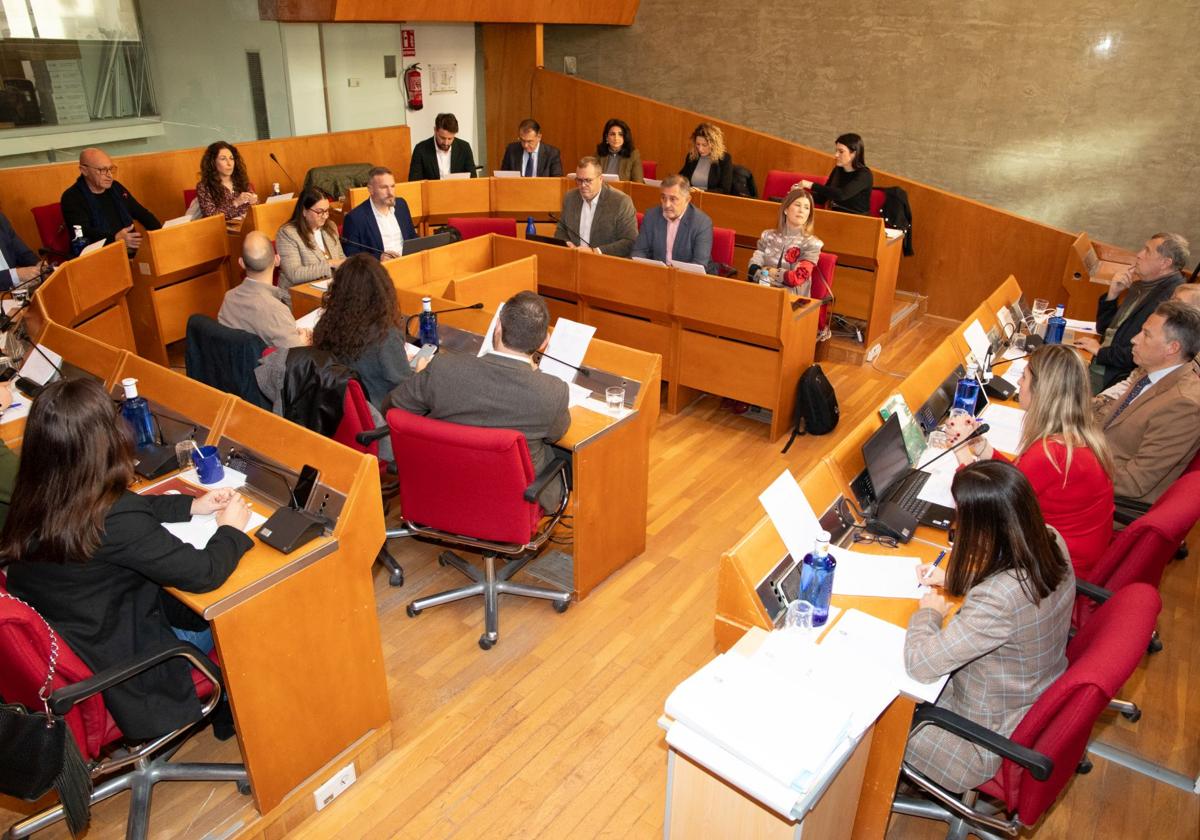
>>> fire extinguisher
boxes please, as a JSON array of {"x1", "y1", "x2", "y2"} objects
[{"x1": 404, "y1": 63, "x2": 423, "y2": 111}]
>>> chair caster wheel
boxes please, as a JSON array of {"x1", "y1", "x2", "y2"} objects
[
  {"x1": 389, "y1": 569, "x2": 404, "y2": 587},
  {"x1": 1122, "y1": 707, "x2": 1142, "y2": 723},
  {"x1": 237, "y1": 780, "x2": 251, "y2": 796},
  {"x1": 553, "y1": 599, "x2": 570, "y2": 614},
  {"x1": 479, "y1": 636, "x2": 494, "y2": 651},
  {"x1": 406, "y1": 604, "x2": 421, "y2": 618},
  {"x1": 1076, "y1": 758, "x2": 1093, "y2": 775}
]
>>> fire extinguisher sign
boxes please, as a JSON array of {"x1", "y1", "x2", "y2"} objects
[{"x1": 401, "y1": 29, "x2": 415, "y2": 57}]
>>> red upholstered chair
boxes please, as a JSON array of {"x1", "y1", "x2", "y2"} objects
[
  {"x1": 811, "y1": 252, "x2": 838, "y2": 335},
  {"x1": 636, "y1": 211, "x2": 643, "y2": 229},
  {"x1": 762, "y1": 170, "x2": 826, "y2": 201},
  {"x1": 446, "y1": 216, "x2": 517, "y2": 240},
  {"x1": 0, "y1": 590, "x2": 247, "y2": 839},
  {"x1": 183, "y1": 188, "x2": 197, "y2": 213},
  {"x1": 892, "y1": 583, "x2": 1161, "y2": 840},
  {"x1": 31, "y1": 203, "x2": 70, "y2": 262},
  {"x1": 386, "y1": 410, "x2": 571, "y2": 650},
  {"x1": 870, "y1": 188, "x2": 886, "y2": 218},
  {"x1": 642, "y1": 160, "x2": 658, "y2": 180},
  {"x1": 711, "y1": 225, "x2": 736, "y2": 276}
]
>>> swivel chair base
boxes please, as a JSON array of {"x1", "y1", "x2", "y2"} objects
[
  {"x1": 407, "y1": 550, "x2": 571, "y2": 650},
  {"x1": 7, "y1": 743, "x2": 248, "y2": 840},
  {"x1": 891, "y1": 790, "x2": 1013, "y2": 840}
]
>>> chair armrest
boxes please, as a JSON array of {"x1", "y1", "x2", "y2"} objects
[
  {"x1": 524, "y1": 453, "x2": 569, "y2": 503},
  {"x1": 48, "y1": 642, "x2": 220, "y2": 717},
  {"x1": 1113, "y1": 497, "x2": 1152, "y2": 526},
  {"x1": 911, "y1": 703, "x2": 1054, "y2": 782},
  {"x1": 355, "y1": 425, "x2": 390, "y2": 446},
  {"x1": 716, "y1": 263, "x2": 737, "y2": 279},
  {"x1": 1075, "y1": 579, "x2": 1112, "y2": 605}
]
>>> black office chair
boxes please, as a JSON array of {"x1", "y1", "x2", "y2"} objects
[{"x1": 183, "y1": 315, "x2": 272, "y2": 410}]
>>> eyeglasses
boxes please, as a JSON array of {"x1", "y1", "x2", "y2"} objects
[
  {"x1": 83, "y1": 164, "x2": 118, "y2": 176},
  {"x1": 853, "y1": 531, "x2": 898, "y2": 549},
  {"x1": 307, "y1": 206, "x2": 331, "y2": 217}
]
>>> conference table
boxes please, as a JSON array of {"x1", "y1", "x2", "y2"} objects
[{"x1": 704, "y1": 276, "x2": 1025, "y2": 838}]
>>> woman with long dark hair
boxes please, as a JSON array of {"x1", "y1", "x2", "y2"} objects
[
  {"x1": 596, "y1": 118, "x2": 644, "y2": 183},
  {"x1": 275, "y1": 187, "x2": 345, "y2": 296},
  {"x1": 2, "y1": 378, "x2": 252, "y2": 739},
  {"x1": 195, "y1": 140, "x2": 257, "y2": 222},
  {"x1": 799, "y1": 132, "x2": 874, "y2": 215},
  {"x1": 903, "y1": 460, "x2": 1075, "y2": 793}
]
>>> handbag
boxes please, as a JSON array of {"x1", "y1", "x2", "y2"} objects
[{"x1": 0, "y1": 591, "x2": 93, "y2": 836}]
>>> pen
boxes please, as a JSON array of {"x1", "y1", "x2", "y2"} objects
[{"x1": 922, "y1": 550, "x2": 946, "y2": 583}]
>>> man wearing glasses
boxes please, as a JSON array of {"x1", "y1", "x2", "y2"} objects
[
  {"x1": 553, "y1": 157, "x2": 637, "y2": 257},
  {"x1": 60, "y1": 147, "x2": 161, "y2": 254}
]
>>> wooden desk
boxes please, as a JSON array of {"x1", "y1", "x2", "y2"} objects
[
  {"x1": 33, "y1": 241, "x2": 136, "y2": 351},
  {"x1": 130, "y1": 214, "x2": 232, "y2": 366}
]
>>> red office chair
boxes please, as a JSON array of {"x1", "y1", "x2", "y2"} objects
[
  {"x1": 642, "y1": 160, "x2": 658, "y2": 180},
  {"x1": 183, "y1": 188, "x2": 197, "y2": 213},
  {"x1": 636, "y1": 211, "x2": 643, "y2": 229},
  {"x1": 31, "y1": 203, "x2": 70, "y2": 263},
  {"x1": 761, "y1": 170, "x2": 826, "y2": 201},
  {"x1": 0, "y1": 590, "x2": 247, "y2": 840},
  {"x1": 446, "y1": 216, "x2": 517, "y2": 240},
  {"x1": 711, "y1": 225, "x2": 736, "y2": 276},
  {"x1": 812, "y1": 252, "x2": 838, "y2": 335},
  {"x1": 870, "y1": 188, "x2": 886, "y2": 218},
  {"x1": 385, "y1": 410, "x2": 571, "y2": 650},
  {"x1": 333, "y1": 379, "x2": 405, "y2": 587},
  {"x1": 892, "y1": 583, "x2": 1161, "y2": 840}
]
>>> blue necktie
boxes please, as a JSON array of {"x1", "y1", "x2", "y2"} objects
[
  {"x1": 523, "y1": 152, "x2": 533, "y2": 177},
  {"x1": 1105, "y1": 375, "x2": 1151, "y2": 428}
]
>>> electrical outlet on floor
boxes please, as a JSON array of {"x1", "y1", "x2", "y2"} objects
[
  {"x1": 866, "y1": 343, "x2": 882, "y2": 362},
  {"x1": 313, "y1": 762, "x2": 356, "y2": 811}
]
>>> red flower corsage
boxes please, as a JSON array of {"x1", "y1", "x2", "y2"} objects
[{"x1": 783, "y1": 246, "x2": 802, "y2": 263}]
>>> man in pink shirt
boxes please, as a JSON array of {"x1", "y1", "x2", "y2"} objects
[{"x1": 631, "y1": 175, "x2": 714, "y2": 273}]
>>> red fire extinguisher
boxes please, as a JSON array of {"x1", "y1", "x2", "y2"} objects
[{"x1": 404, "y1": 63, "x2": 423, "y2": 111}]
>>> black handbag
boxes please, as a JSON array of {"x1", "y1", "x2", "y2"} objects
[{"x1": 0, "y1": 592, "x2": 93, "y2": 836}]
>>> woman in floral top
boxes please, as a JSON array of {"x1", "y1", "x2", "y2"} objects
[
  {"x1": 748, "y1": 188, "x2": 831, "y2": 339},
  {"x1": 195, "y1": 141, "x2": 257, "y2": 223}
]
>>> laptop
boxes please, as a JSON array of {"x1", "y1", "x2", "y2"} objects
[
  {"x1": 862, "y1": 413, "x2": 954, "y2": 530},
  {"x1": 403, "y1": 231, "x2": 456, "y2": 255},
  {"x1": 915, "y1": 365, "x2": 964, "y2": 433}
]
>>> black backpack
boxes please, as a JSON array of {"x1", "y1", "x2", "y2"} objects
[
  {"x1": 731, "y1": 165, "x2": 757, "y2": 198},
  {"x1": 781, "y1": 364, "x2": 839, "y2": 453}
]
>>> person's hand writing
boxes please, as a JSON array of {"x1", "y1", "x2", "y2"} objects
[
  {"x1": 116, "y1": 225, "x2": 142, "y2": 250},
  {"x1": 1073, "y1": 335, "x2": 1100, "y2": 355},
  {"x1": 215, "y1": 493, "x2": 251, "y2": 530},
  {"x1": 0, "y1": 382, "x2": 12, "y2": 413},
  {"x1": 915, "y1": 562, "x2": 946, "y2": 588},
  {"x1": 191, "y1": 488, "x2": 235, "y2": 516},
  {"x1": 918, "y1": 590, "x2": 949, "y2": 616}
]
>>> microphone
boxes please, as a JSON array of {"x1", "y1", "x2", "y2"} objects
[
  {"x1": 913, "y1": 423, "x2": 990, "y2": 475},
  {"x1": 987, "y1": 352, "x2": 1032, "y2": 372},
  {"x1": 269, "y1": 153, "x2": 299, "y2": 191},
  {"x1": 535, "y1": 350, "x2": 594, "y2": 378},
  {"x1": 338, "y1": 235, "x2": 389, "y2": 257},
  {"x1": 403, "y1": 302, "x2": 485, "y2": 341},
  {"x1": 547, "y1": 213, "x2": 592, "y2": 248}
]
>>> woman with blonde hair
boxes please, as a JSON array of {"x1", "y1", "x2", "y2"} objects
[
  {"x1": 748, "y1": 188, "x2": 831, "y2": 338},
  {"x1": 948, "y1": 344, "x2": 1114, "y2": 578},
  {"x1": 678, "y1": 122, "x2": 734, "y2": 194}
]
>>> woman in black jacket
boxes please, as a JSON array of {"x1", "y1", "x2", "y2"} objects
[
  {"x1": 2, "y1": 378, "x2": 252, "y2": 740},
  {"x1": 800, "y1": 132, "x2": 874, "y2": 215},
  {"x1": 678, "y1": 122, "x2": 734, "y2": 194}
]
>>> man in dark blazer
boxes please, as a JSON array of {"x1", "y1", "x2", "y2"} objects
[
  {"x1": 408, "y1": 112, "x2": 477, "y2": 181},
  {"x1": 341, "y1": 166, "x2": 417, "y2": 260},
  {"x1": 555, "y1": 156, "x2": 638, "y2": 257},
  {"x1": 0, "y1": 210, "x2": 43, "y2": 291},
  {"x1": 386, "y1": 290, "x2": 570, "y2": 508},
  {"x1": 60, "y1": 147, "x2": 160, "y2": 252},
  {"x1": 500, "y1": 118, "x2": 563, "y2": 177},
  {"x1": 1074, "y1": 231, "x2": 1188, "y2": 391},
  {"x1": 631, "y1": 174, "x2": 715, "y2": 273}
]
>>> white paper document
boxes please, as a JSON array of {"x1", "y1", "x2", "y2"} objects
[
  {"x1": 827, "y1": 547, "x2": 924, "y2": 600},
  {"x1": 632, "y1": 256, "x2": 667, "y2": 268},
  {"x1": 672, "y1": 260, "x2": 707, "y2": 275},
  {"x1": 163, "y1": 510, "x2": 267, "y2": 549},
  {"x1": 1064, "y1": 318, "x2": 1097, "y2": 333},
  {"x1": 915, "y1": 445, "x2": 959, "y2": 509},
  {"x1": 758, "y1": 470, "x2": 823, "y2": 562},
  {"x1": 80, "y1": 239, "x2": 105, "y2": 256},
  {"x1": 819, "y1": 609, "x2": 950, "y2": 703},
  {"x1": 442, "y1": 172, "x2": 471, "y2": 180},
  {"x1": 295, "y1": 307, "x2": 323, "y2": 330},
  {"x1": 162, "y1": 215, "x2": 192, "y2": 228},
  {"x1": 265, "y1": 192, "x2": 294, "y2": 203},
  {"x1": 644, "y1": 178, "x2": 663, "y2": 188},
  {"x1": 492, "y1": 170, "x2": 520, "y2": 178},
  {"x1": 978, "y1": 403, "x2": 1026, "y2": 456},
  {"x1": 963, "y1": 319, "x2": 991, "y2": 369},
  {"x1": 19, "y1": 344, "x2": 62, "y2": 386},
  {"x1": 309, "y1": 279, "x2": 330, "y2": 291},
  {"x1": 477, "y1": 302, "x2": 504, "y2": 358},
  {"x1": 541, "y1": 317, "x2": 595, "y2": 385}
]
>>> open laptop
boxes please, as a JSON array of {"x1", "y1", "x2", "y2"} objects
[
  {"x1": 862, "y1": 414, "x2": 955, "y2": 530},
  {"x1": 404, "y1": 231, "x2": 457, "y2": 256}
]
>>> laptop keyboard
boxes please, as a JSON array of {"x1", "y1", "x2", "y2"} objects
[{"x1": 891, "y1": 474, "x2": 931, "y2": 521}]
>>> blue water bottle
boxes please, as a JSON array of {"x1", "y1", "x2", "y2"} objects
[
  {"x1": 800, "y1": 530, "x2": 837, "y2": 627},
  {"x1": 952, "y1": 364, "x2": 981, "y2": 413},
  {"x1": 119, "y1": 378, "x2": 155, "y2": 448},
  {"x1": 69, "y1": 225, "x2": 88, "y2": 258},
  {"x1": 526, "y1": 216, "x2": 537, "y2": 238},
  {"x1": 1044, "y1": 304, "x2": 1067, "y2": 345},
  {"x1": 418, "y1": 296, "x2": 440, "y2": 347}
]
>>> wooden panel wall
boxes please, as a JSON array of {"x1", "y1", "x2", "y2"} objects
[
  {"x1": 0, "y1": 125, "x2": 412, "y2": 252},
  {"x1": 511, "y1": 71, "x2": 1079, "y2": 320},
  {"x1": 483, "y1": 24, "x2": 544, "y2": 180},
  {"x1": 262, "y1": 0, "x2": 639, "y2": 24}
]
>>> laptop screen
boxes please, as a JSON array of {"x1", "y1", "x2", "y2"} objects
[{"x1": 862, "y1": 413, "x2": 912, "y2": 503}]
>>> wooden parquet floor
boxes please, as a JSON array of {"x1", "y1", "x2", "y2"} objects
[{"x1": 3, "y1": 317, "x2": 1197, "y2": 839}]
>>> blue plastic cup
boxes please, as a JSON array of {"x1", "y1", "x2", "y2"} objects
[{"x1": 191, "y1": 445, "x2": 225, "y2": 485}]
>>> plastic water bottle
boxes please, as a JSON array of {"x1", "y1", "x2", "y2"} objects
[
  {"x1": 526, "y1": 216, "x2": 537, "y2": 238},
  {"x1": 952, "y1": 364, "x2": 981, "y2": 413},
  {"x1": 756, "y1": 267, "x2": 772, "y2": 286},
  {"x1": 272, "y1": 182, "x2": 281, "y2": 196},
  {"x1": 69, "y1": 225, "x2": 87, "y2": 258},
  {"x1": 799, "y1": 531, "x2": 836, "y2": 627},
  {"x1": 1044, "y1": 304, "x2": 1067, "y2": 345},
  {"x1": 119, "y1": 378, "x2": 155, "y2": 448},
  {"x1": 418, "y1": 296, "x2": 440, "y2": 347}
]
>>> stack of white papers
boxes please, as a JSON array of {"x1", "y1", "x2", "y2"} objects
[
  {"x1": 163, "y1": 510, "x2": 267, "y2": 549},
  {"x1": 828, "y1": 547, "x2": 925, "y2": 600},
  {"x1": 978, "y1": 403, "x2": 1026, "y2": 455},
  {"x1": 818, "y1": 609, "x2": 949, "y2": 703},
  {"x1": 541, "y1": 318, "x2": 595, "y2": 384}
]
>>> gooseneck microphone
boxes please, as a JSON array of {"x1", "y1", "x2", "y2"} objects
[
  {"x1": 338, "y1": 235, "x2": 389, "y2": 257},
  {"x1": 403, "y1": 302, "x2": 486, "y2": 341},
  {"x1": 546, "y1": 213, "x2": 592, "y2": 248},
  {"x1": 913, "y1": 423, "x2": 991, "y2": 475},
  {"x1": 269, "y1": 153, "x2": 299, "y2": 191},
  {"x1": 535, "y1": 350, "x2": 593, "y2": 378}
]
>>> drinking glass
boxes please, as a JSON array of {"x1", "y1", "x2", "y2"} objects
[
  {"x1": 784, "y1": 600, "x2": 815, "y2": 633},
  {"x1": 605, "y1": 385, "x2": 625, "y2": 414},
  {"x1": 175, "y1": 440, "x2": 194, "y2": 470}
]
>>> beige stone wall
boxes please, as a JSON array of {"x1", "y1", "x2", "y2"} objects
[{"x1": 545, "y1": 0, "x2": 1198, "y2": 265}]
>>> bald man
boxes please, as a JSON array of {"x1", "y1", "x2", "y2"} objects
[
  {"x1": 59, "y1": 147, "x2": 160, "y2": 254},
  {"x1": 218, "y1": 231, "x2": 309, "y2": 348}
]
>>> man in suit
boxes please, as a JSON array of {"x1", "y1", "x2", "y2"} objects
[
  {"x1": 60, "y1": 147, "x2": 160, "y2": 252},
  {"x1": 555, "y1": 156, "x2": 638, "y2": 257},
  {"x1": 500, "y1": 119, "x2": 563, "y2": 177},
  {"x1": 408, "y1": 112, "x2": 477, "y2": 181},
  {"x1": 1074, "y1": 232, "x2": 1188, "y2": 392},
  {"x1": 0, "y1": 210, "x2": 44, "y2": 292},
  {"x1": 341, "y1": 166, "x2": 416, "y2": 260},
  {"x1": 386, "y1": 290, "x2": 570, "y2": 508},
  {"x1": 631, "y1": 174, "x2": 715, "y2": 273},
  {"x1": 1094, "y1": 300, "x2": 1200, "y2": 505}
]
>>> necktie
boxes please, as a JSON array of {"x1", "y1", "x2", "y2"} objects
[
  {"x1": 523, "y1": 153, "x2": 533, "y2": 177},
  {"x1": 1104, "y1": 375, "x2": 1151, "y2": 428}
]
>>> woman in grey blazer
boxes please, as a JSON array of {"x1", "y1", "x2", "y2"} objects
[
  {"x1": 904, "y1": 460, "x2": 1075, "y2": 793},
  {"x1": 275, "y1": 187, "x2": 345, "y2": 298}
]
